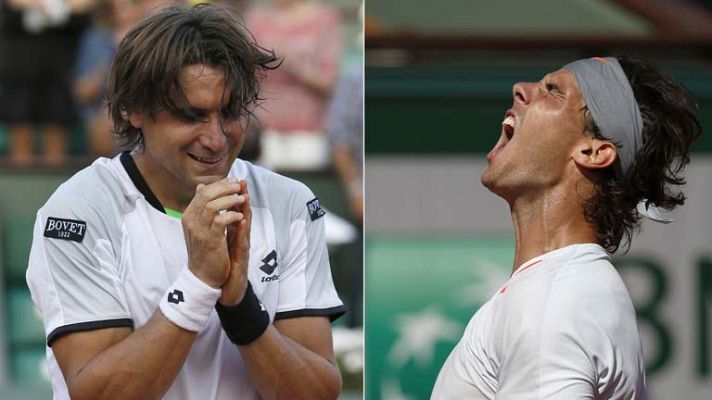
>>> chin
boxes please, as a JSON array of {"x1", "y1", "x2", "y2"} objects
[
  {"x1": 481, "y1": 166, "x2": 498, "y2": 191},
  {"x1": 481, "y1": 168, "x2": 518, "y2": 202},
  {"x1": 481, "y1": 175, "x2": 503, "y2": 197}
]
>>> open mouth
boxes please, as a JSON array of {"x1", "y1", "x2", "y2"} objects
[
  {"x1": 502, "y1": 115, "x2": 515, "y2": 141},
  {"x1": 487, "y1": 113, "x2": 516, "y2": 161},
  {"x1": 187, "y1": 153, "x2": 225, "y2": 165}
]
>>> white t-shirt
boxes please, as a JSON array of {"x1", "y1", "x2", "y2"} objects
[
  {"x1": 432, "y1": 243, "x2": 646, "y2": 400},
  {"x1": 26, "y1": 153, "x2": 344, "y2": 400}
]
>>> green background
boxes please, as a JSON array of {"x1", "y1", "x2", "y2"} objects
[
  {"x1": 366, "y1": 65, "x2": 712, "y2": 154},
  {"x1": 366, "y1": 236, "x2": 514, "y2": 399}
]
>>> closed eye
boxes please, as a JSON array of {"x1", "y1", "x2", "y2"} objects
[
  {"x1": 174, "y1": 108, "x2": 208, "y2": 123},
  {"x1": 221, "y1": 108, "x2": 238, "y2": 121}
]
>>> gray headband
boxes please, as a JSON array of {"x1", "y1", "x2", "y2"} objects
[
  {"x1": 564, "y1": 57, "x2": 672, "y2": 223},
  {"x1": 564, "y1": 57, "x2": 642, "y2": 176}
]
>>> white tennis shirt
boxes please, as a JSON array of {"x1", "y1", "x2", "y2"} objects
[
  {"x1": 26, "y1": 153, "x2": 344, "y2": 399},
  {"x1": 432, "y1": 243, "x2": 646, "y2": 399}
]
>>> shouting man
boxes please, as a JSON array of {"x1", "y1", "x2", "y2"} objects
[{"x1": 432, "y1": 56, "x2": 701, "y2": 399}]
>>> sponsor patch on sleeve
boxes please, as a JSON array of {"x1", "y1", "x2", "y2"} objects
[
  {"x1": 44, "y1": 217, "x2": 87, "y2": 243},
  {"x1": 306, "y1": 198, "x2": 326, "y2": 221}
]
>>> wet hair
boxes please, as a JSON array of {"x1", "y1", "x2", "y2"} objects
[
  {"x1": 107, "y1": 4, "x2": 279, "y2": 150},
  {"x1": 582, "y1": 56, "x2": 702, "y2": 253}
]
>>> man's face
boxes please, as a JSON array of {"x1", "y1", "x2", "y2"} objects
[
  {"x1": 481, "y1": 68, "x2": 587, "y2": 201},
  {"x1": 130, "y1": 64, "x2": 245, "y2": 198}
]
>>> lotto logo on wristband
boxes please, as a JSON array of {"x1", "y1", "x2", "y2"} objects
[
  {"x1": 159, "y1": 267, "x2": 221, "y2": 332},
  {"x1": 167, "y1": 289, "x2": 185, "y2": 304}
]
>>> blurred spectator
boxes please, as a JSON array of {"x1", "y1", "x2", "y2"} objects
[
  {"x1": 72, "y1": 0, "x2": 142, "y2": 157},
  {"x1": 141, "y1": 0, "x2": 177, "y2": 13},
  {"x1": 0, "y1": 0, "x2": 92, "y2": 166},
  {"x1": 211, "y1": 0, "x2": 249, "y2": 15},
  {"x1": 324, "y1": 2, "x2": 362, "y2": 328},
  {"x1": 247, "y1": 0, "x2": 342, "y2": 171},
  {"x1": 325, "y1": 7, "x2": 362, "y2": 223},
  {"x1": 326, "y1": 64, "x2": 362, "y2": 329}
]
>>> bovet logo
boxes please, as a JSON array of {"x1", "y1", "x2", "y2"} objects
[{"x1": 44, "y1": 217, "x2": 87, "y2": 242}]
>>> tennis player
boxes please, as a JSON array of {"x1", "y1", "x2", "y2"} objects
[
  {"x1": 26, "y1": 5, "x2": 344, "y2": 399},
  {"x1": 432, "y1": 56, "x2": 701, "y2": 399}
]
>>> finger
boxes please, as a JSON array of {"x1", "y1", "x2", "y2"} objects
[
  {"x1": 227, "y1": 223, "x2": 239, "y2": 264},
  {"x1": 200, "y1": 194, "x2": 247, "y2": 226},
  {"x1": 190, "y1": 178, "x2": 242, "y2": 210},
  {"x1": 230, "y1": 219, "x2": 248, "y2": 265},
  {"x1": 242, "y1": 193, "x2": 252, "y2": 245},
  {"x1": 210, "y1": 210, "x2": 243, "y2": 237},
  {"x1": 229, "y1": 196, "x2": 250, "y2": 258}
]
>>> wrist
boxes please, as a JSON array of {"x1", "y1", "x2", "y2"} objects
[
  {"x1": 189, "y1": 266, "x2": 224, "y2": 289},
  {"x1": 218, "y1": 280, "x2": 248, "y2": 306},
  {"x1": 159, "y1": 265, "x2": 222, "y2": 332},
  {"x1": 215, "y1": 282, "x2": 270, "y2": 345}
]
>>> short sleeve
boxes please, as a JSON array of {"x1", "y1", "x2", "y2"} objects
[
  {"x1": 273, "y1": 185, "x2": 345, "y2": 322},
  {"x1": 26, "y1": 197, "x2": 132, "y2": 347}
]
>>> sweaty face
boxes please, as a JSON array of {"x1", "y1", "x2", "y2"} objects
[
  {"x1": 131, "y1": 64, "x2": 245, "y2": 202},
  {"x1": 481, "y1": 68, "x2": 587, "y2": 201}
]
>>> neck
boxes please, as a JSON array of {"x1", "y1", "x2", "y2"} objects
[
  {"x1": 508, "y1": 183, "x2": 598, "y2": 274},
  {"x1": 131, "y1": 150, "x2": 193, "y2": 212}
]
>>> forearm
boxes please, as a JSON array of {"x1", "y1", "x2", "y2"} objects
[
  {"x1": 239, "y1": 325, "x2": 341, "y2": 400},
  {"x1": 299, "y1": 71, "x2": 335, "y2": 95},
  {"x1": 66, "y1": 311, "x2": 196, "y2": 400},
  {"x1": 285, "y1": 63, "x2": 336, "y2": 96},
  {"x1": 332, "y1": 146, "x2": 361, "y2": 188}
]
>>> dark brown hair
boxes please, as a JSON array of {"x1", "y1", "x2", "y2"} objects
[
  {"x1": 582, "y1": 56, "x2": 702, "y2": 253},
  {"x1": 107, "y1": 4, "x2": 279, "y2": 150}
]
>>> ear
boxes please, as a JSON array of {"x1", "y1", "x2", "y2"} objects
[
  {"x1": 572, "y1": 138, "x2": 617, "y2": 171},
  {"x1": 126, "y1": 110, "x2": 145, "y2": 129}
]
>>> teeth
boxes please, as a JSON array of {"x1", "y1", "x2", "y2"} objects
[
  {"x1": 192, "y1": 154, "x2": 222, "y2": 163},
  {"x1": 502, "y1": 116, "x2": 515, "y2": 128}
]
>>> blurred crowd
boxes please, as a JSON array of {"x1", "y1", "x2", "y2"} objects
[{"x1": 0, "y1": 0, "x2": 363, "y2": 223}]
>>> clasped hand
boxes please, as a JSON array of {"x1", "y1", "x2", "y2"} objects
[{"x1": 181, "y1": 178, "x2": 251, "y2": 306}]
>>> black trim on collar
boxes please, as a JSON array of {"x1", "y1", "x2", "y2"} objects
[
  {"x1": 274, "y1": 305, "x2": 346, "y2": 323},
  {"x1": 47, "y1": 318, "x2": 134, "y2": 347},
  {"x1": 120, "y1": 151, "x2": 165, "y2": 213}
]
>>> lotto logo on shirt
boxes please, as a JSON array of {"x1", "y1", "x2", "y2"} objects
[
  {"x1": 260, "y1": 250, "x2": 280, "y2": 282},
  {"x1": 44, "y1": 217, "x2": 87, "y2": 242}
]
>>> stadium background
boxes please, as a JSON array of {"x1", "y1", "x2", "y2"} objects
[
  {"x1": 0, "y1": 0, "x2": 363, "y2": 398},
  {"x1": 365, "y1": 0, "x2": 712, "y2": 399}
]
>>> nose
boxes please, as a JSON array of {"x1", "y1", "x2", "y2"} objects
[
  {"x1": 512, "y1": 82, "x2": 535, "y2": 106},
  {"x1": 198, "y1": 117, "x2": 227, "y2": 152}
]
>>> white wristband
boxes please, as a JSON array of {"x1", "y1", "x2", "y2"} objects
[{"x1": 159, "y1": 266, "x2": 222, "y2": 332}]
